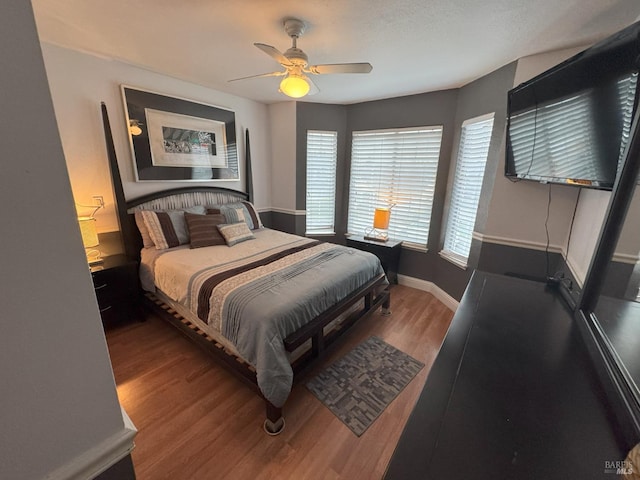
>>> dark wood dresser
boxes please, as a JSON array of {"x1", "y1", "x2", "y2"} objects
[{"x1": 385, "y1": 271, "x2": 626, "y2": 479}]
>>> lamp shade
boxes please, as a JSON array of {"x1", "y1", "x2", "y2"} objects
[
  {"x1": 78, "y1": 216, "x2": 99, "y2": 248},
  {"x1": 280, "y1": 74, "x2": 310, "y2": 98},
  {"x1": 373, "y1": 208, "x2": 391, "y2": 230}
]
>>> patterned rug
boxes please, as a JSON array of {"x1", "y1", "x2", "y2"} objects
[{"x1": 306, "y1": 336, "x2": 424, "y2": 436}]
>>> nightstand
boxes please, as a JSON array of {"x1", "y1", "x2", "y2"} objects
[
  {"x1": 90, "y1": 254, "x2": 140, "y2": 327},
  {"x1": 346, "y1": 235, "x2": 402, "y2": 284}
]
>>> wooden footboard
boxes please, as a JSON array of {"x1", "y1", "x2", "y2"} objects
[
  {"x1": 285, "y1": 273, "x2": 391, "y2": 377},
  {"x1": 142, "y1": 274, "x2": 390, "y2": 435}
]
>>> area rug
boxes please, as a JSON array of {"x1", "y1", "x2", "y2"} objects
[{"x1": 306, "y1": 336, "x2": 424, "y2": 436}]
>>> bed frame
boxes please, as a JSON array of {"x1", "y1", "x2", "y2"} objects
[{"x1": 102, "y1": 103, "x2": 391, "y2": 434}]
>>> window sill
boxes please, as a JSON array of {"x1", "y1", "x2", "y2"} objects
[
  {"x1": 401, "y1": 243, "x2": 428, "y2": 253},
  {"x1": 306, "y1": 231, "x2": 336, "y2": 236},
  {"x1": 439, "y1": 250, "x2": 468, "y2": 270}
]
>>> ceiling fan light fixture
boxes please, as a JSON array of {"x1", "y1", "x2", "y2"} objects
[
  {"x1": 229, "y1": 17, "x2": 372, "y2": 98},
  {"x1": 279, "y1": 74, "x2": 310, "y2": 98}
]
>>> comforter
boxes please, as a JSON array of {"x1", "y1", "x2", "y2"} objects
[{"x1": 142, "y1": 229, "x2": 386, "y2": 407}]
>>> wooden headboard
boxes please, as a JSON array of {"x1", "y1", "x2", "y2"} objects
[
  {"x1": 101, "y1": 102, "x2": 250, "y2": 261},
  {"x1": 123, "y1": 187, "x2": 249, "y2": 258}
]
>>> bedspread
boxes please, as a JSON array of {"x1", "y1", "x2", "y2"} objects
[{"x1": 146, "y1": 229, "x2": 386, "y2": 407}]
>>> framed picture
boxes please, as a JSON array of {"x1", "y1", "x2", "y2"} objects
[{"x1": 121, "y1": 85, "x2": 238, "y2": 181}]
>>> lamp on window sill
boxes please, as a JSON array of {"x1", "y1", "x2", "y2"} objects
[{"x1": 364, "y1": 206, "x2": 392, "y2": 242}]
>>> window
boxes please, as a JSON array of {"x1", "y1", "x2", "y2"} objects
[
  {"x1": 306, "y1": 130, "x2": 338, "y2": 235},
  {"x1": 441, "y1": 113, "x2": 495, "y2": 266},
  {"x1": 347, "y1": 127, "x2": 443, "y2": 248}
]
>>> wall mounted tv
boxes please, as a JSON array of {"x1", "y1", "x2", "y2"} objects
[{"x1": 506, "y1": 21, "x2": 640, "y2": 190}]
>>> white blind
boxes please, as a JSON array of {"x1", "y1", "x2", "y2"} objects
[
  {"x1": 306, "y1": 130, "x2": 338, "y2": 234},
  {"x1": 347, "y1": 127, "x2": 443, "y2": 247},
  {"x1": 442, "y1": 114, "x2": 495, "y2": 264}
]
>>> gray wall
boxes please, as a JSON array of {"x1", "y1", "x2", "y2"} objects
[
  {"x1": 451, "y1": 62, "x2": 517, "y2": 265},
  {"x1": 268, "y1": 211, "x2": 305, "y2": 235},
  {"x1": 478, "y1": 243, "x2": 564, "y2": 282},
  {"x1": 285, "y1": 62, "x2": 518, "y2": 301},
  {"x1": 345, "y1": 89, "x2": 462, "y2": 293},
  {"x1": 344, "y1": 89, "x2": 459, "y2": 246},
  {"x1": 1, "y1": 3, "x2": 131, "y2": 479},
  {"x1": 296, "y1": 102, "x2": 348, "y2": 241}
]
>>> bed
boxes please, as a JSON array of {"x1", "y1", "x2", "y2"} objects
[
  {"x1": 121, "y1": 187, "x2": 390, "y2": 434},
  {"x1": 102, "y1": 103, "x2": 390, "y2": 434}
]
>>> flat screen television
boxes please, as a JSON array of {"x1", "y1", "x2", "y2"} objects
[{"x1": 506, "y1": 21, "x2": 640, "y2": 190}]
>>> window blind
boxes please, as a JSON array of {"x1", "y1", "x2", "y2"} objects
[
  {"x1": 306, "y1": 130, "x2": 338, "y2": 235},
  {"x1": 347, "y1": 127, "x2": 443, "y2": 248},
  {"x1": 442, "y1": 114, "x2": 495, "y2": 265}
]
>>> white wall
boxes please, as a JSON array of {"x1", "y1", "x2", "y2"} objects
[
  {"x1": 616, "y1": 188, "x2": 640, "y2": 261},
  {"x1": 566, "y1": 189, "x2": 610, "y2": 282},
  {"x1": 268, "y1": 101, "x2": 298, "y2": 212},
  {"x1": 569, "y1": 184, "x2": 640, "y2": 284},
  {"x1": 1, "y1": 3, "x2": 133, "y2": 479},
  {"x1": 40, "y1": 43, "x2": 273, "y2": 233}
]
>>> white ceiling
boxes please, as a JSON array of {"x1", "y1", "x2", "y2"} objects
[{"x1": 32, "y1": 0, "x2": 640, "y2": 105}]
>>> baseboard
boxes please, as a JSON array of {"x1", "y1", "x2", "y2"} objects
[
  {"x1": 46, "y1": 407, "x2": 137, "y2": 480},
  {"x1": 397, "y1": 274, "x2": 459, "y2": 312}
]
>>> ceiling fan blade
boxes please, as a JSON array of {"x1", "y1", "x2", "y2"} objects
[
  {"x1": 254, "y1": 43, "x2": 292, "y2": 67},
  {"x1": 308, "y1": 63, "x2": 373, "y2": 75},
  {"x1": 228, "y1": 71, "x2": 286, "y2": 82},
  {"x1": 305, "y1": 75, "x2": 320, "y2": 95}
]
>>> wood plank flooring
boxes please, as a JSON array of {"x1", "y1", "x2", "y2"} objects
[{"x1": 105, "y1": 285, "x2": 454, "y2": 480}]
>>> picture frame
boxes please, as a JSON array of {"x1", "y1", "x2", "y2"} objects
[{"x1": 121, "y1": 85, "x2": 238, "y2": 181}]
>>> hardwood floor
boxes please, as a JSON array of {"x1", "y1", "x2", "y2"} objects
[{"x1": 105, "y1": 285, "x2": 454, "y2": 480}]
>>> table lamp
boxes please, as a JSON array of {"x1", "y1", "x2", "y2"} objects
[
  {"x1": 77, "y1": 196, "x2": 104, "y2": 266},
  {"x1": 364, "y1": 207, "x2": 392, "y2": 242},
  {"x1": 78, "y1": 216, "x2": 102, "y2": 265}
]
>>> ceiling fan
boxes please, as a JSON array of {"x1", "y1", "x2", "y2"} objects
[{"x1": 229, "y1": 18, "x2": 373, "y2": 98}]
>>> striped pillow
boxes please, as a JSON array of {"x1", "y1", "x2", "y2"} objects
[
  {"x1": 139, "y1": 206, "x2": 205, "y2": 250},
  {"x1": 224, "y1": 207, "x2": 246, "y2": 224},
  {"x1": 217, "y1": 222, "x2": 255, "y2": 247},
  {"x1": 134, "y1": 211, "x2": 155, "y2": 249},
  {"x1": 240, "y1": 201, "x2": 263, "y2": 229},
  {"x1": 207, "y1": 201, "x2": 263, "y2": 230},
  {"x1": 184, "y1": 213, "x2": 226, "y2": 248}
]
